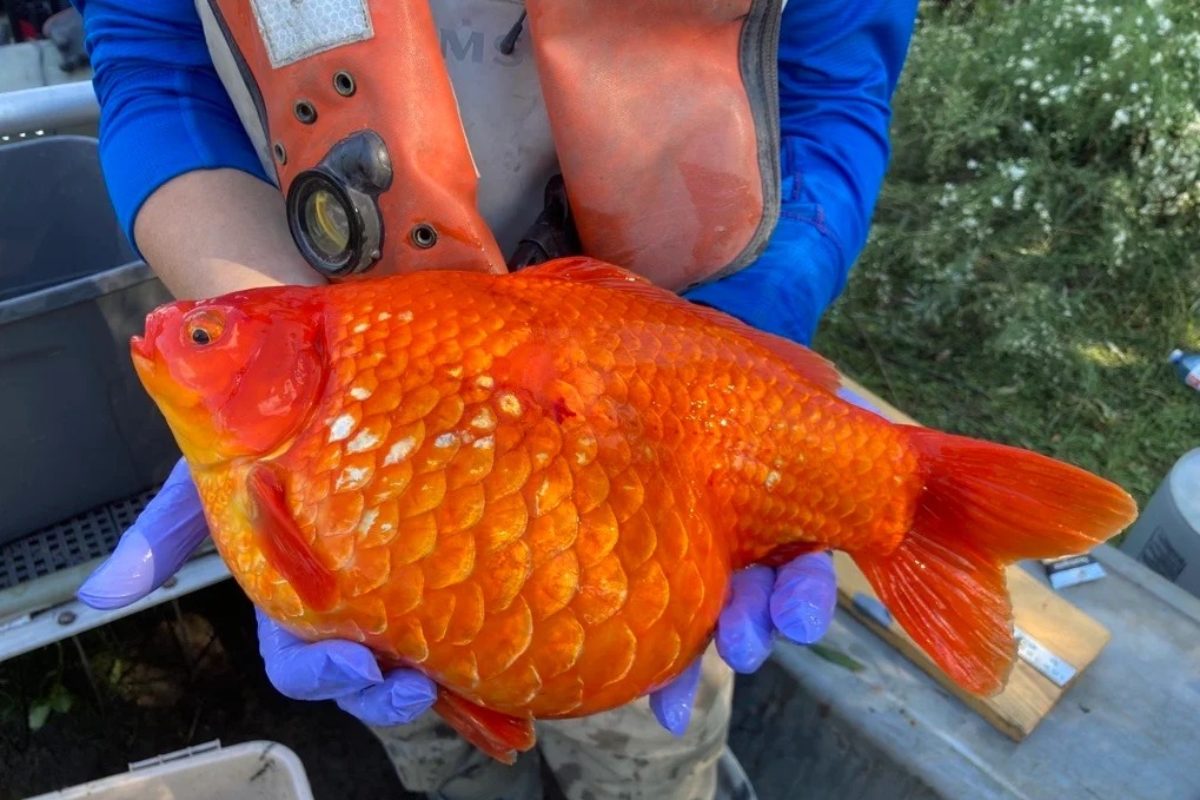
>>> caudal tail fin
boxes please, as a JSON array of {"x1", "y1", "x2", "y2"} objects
[{"x1": 852, "y1": 427, "x2": 1138, "y2": 695}]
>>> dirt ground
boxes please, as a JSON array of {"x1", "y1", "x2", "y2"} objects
[{"x1": 0, "y1": 582, "x2": 417, "y2": 800}]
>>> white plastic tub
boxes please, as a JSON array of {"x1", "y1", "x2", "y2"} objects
[{"x1": 24, "y1": 740, "x2": 315, "y2": 800}]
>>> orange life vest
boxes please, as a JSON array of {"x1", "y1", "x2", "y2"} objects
[{"x1": 195, "y1": 0, "x2": 783, "y2": 291}]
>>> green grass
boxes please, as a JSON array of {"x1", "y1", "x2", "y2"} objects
[{"x1": 814, "y1": 0, "x2": 1200, "y2": 508}]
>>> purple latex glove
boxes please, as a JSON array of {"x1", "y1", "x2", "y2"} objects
[
  {"x1": 647, "y1": 552, "x2": 837, "y2": 736},
  {"x1": 648, "y1": 386, "x2": 882, "y2": 735},
  {"x1": 77, "y1": 457, "x2": 437, "y2": 727},
  {"x1": 255, "y1": 608, "x2": 436, "y2": 726},
  {"x1": 77, "y1": 457, "x2": 208, "y2": 609}
]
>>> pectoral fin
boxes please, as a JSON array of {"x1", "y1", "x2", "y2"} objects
[
  {"x1": 247, "y1": 463, "x2": 337, "y2": 612},
  {"x1": 434, "y1": 687, "x2": 536, "y2": 765}
]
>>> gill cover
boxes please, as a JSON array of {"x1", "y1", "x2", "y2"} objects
[{"x1": 133, "y1": 289, "x2": 327, "y2": 461}]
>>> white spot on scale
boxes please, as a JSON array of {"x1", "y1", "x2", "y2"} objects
[
  {"x1": 357, "y1": 508, "x2": 379, "y2": 534},
  {"x1": 765, "y1": 470, "x2": 782, "y2": 491},
  {"x1": 336, "y1": 466, "x2": 369, "y2": 491},
  {"x1": 352, "y1": 322, "x2": 369, "y2": 334},
  {"x1": 470, "y1": 408, "x2": 496, "y2": 431},
  {"x1": 384, "y1": 437, "x2": 416, "y2": 466},
  {"x1": 347, "y1": 429, "x2": 381, "y2": 453},
  {"x1": 435, "y1": 433, "x2": 458, "y2": 448},
  {"x1": 328, "y1": 414, "x2": 356, "y2": 442},
  {"x1": 350, "y1": 387, "x2": 372, "y2": 401},
  {"x1": 377, "y1": 312, "x2": 391, "y2": 321},
  {"x1": 497, "y1": 392, "x2": 523, "y2": 417},
  {"x1": 447, "y1": 366, "x2": 464, "y2": 378},
  {"x1": 396, "y1": 310, "x2": 414, "y2": 323},
  {"x1": 476, "y1": 375, "x2": 495, "y2": 390},
  {"x1": 473, "y1": 435, "x2": 495, "y2": 450}
]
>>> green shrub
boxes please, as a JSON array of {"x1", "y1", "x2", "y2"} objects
[{"x1": 817, "y1": 0, "x2": 1200, "y2": 502}]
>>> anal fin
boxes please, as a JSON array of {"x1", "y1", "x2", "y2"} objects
[
  {"x1": 853, "y1": 533, "x2": 1013, "y2": 696},
  {"x1": 434, "y1": 688, "x2": 536, "y2": 765},
  {"x1": 247, "y1": 463, "x2": 336, "y2": 612}
]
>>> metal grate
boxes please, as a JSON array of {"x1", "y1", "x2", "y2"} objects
[
  {"x1": 0, "y1": 486, "x2": 160, "y2": 591},
  {"x1": 108, "y1": 487, "x2": 161, "y2": 531}
]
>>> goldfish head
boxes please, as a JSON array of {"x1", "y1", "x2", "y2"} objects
[{"x1": 131, "y1": 287, "x2": 327, "y2": 468}]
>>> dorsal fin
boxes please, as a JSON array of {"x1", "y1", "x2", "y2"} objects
[
  {"x1": 514, "y1": 257, "x2": 842, "y2": 394},
  {"x1": 516, "y1": 256, "x2": 654, "y2": 287}
]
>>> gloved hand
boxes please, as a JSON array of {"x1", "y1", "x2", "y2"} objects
[
  {"x1": 648, "y1": 219, "x2": 882, "y2": 736},
  {"x1": 77, "y1": 458, "x2": 439, "y2": 727}
]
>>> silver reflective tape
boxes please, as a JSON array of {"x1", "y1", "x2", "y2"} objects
[
  {"x1": 1014, "y1": 627, "x2": 1077, "y2": 688},
  {"x1": 251, "y1": 0, "x2": 374, "y2": 68}
]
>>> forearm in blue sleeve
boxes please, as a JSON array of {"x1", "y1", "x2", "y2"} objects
[
  {"x1": 776, "y1": 0, "x2": 918, "y2": 304},
  {"x1": 73, "y1": 0, "x2": 269, "y2": 249}
]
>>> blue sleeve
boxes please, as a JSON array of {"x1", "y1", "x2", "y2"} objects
[
  {"x1": 73, "y1": 0, "x2": 269, "y2": 251},
  {"x1": 684, "y1": 0, "x2": 917, "y2": 345},
  {"x1": 777, "y1": 0, "x2": 917, "y2": 288}
]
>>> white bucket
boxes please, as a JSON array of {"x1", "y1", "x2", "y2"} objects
[
  {"x1": 23, "y1": 740, "x2": 314, "y2": 800},
  {"x1": 1119, "y1": 448, "x2": 1200, "y2": 598}
]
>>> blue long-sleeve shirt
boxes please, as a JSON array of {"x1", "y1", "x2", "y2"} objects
[{"x1": 74, "y1": 0, "x2": 916, "y2": 342}]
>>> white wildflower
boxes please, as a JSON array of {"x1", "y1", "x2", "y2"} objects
[
  {"x1": 999, "y1": 161, "x2": 1029, "y2": 182},
  {"x1": 1012, "y1": 185, "x2": 1028, "y2": 211}
]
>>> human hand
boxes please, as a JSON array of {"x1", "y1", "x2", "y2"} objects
[
  {"x1": 76, "y1": 457, "x2": 436, "y2": 727},
  {"x1": 254, "y1": 608, "x2": 436, "y2": 726},
  {"x1": 647, "y1": 552, "x2": 837, "y2": 735}
]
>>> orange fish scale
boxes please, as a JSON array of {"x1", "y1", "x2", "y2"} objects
[{"x1": 193, "y1": 269, "x2": 924, "y2": 719}]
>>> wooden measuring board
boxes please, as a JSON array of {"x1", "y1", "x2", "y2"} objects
[{"x1": 835, "y1": 378, "x2": 1111, "y2": 741}]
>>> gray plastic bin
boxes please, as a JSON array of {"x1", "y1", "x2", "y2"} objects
[
  {"x1": 1119, "y1": 447, "x2": 1200, "y2": 597},
  {"x1": 0, "y1": 135, "x2": 178, "y2": 546}
]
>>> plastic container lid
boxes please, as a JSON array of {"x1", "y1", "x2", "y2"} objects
[{"x1": 23, "y1": 740, "x2": 314, "y2": 800}]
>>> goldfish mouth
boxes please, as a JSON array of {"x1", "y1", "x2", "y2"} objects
[
  {"x1": 130, "y1": 333, "x2": 153, "y2": 362},
  {"x1": 129, "y1": 307, "x2": 225, "y2": 466}
]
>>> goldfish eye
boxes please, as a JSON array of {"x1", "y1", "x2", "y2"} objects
[{"x1": 183, "y1": 309, "x2": 227, "y2": 348}]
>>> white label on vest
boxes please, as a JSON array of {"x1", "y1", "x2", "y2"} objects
[{"x1": 251, "y1": 0, "x2": 374, "y2": 67}]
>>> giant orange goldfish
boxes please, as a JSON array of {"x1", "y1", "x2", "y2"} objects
[{"x1": 130, "y1": 257, "x2": 1137, "y2": 762}]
